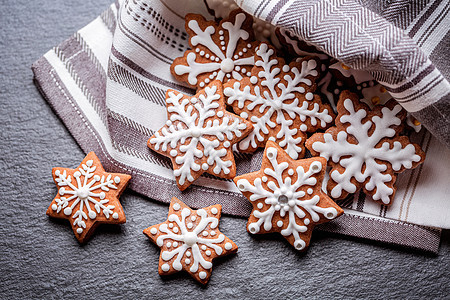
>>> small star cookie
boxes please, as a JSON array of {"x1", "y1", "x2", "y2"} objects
[
  {"x1": 234, "y1": 141, "x2": 344, "y2": 251},
  {"x1": 143, "y1": 197, "x2": 238, "y2": 285},
  {"x1": 224, "y1": 42, "x2": 334, "y2": 159},
  {"x1": 171, "y1": 9, "x2": 258, "y2": 89},
  {"x1": 306, "y1": 91, "x2": 426, "y2": 205},
  {"x1": 46, "y1": 152, "x2": 131, "y2": 243},
  {"x1": 148, "y1": 81, "x2": 253, "y2": 191}
]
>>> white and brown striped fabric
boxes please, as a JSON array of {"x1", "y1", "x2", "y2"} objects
[{"x1": 33, "y1": 0, "x2": 449, "y2": 252}]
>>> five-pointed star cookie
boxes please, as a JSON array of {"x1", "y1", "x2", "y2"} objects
[
  {"x1": 148, "y1": 80, "x2": 253, "y2": 191},
  {"x1": 46, "y1": 152, "x2": 131, "y2": 243},
  {"x1": 234, "y1": 141, "x2": 344, "y2": 251},
  {"x1": 143, "y1": 197, "x2": 238, "y2": 284}
]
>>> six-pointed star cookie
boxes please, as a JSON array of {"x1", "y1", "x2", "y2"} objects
[
  {"x1": 148, "y1": 80, "x2": 252, "y2": 191},
  {"x1": 46, "y1": 152, "x2": 131, "y2": 243},
  {"x1": 143, "y1": 197, "x2": 238, "y2": 285},
  {"x1": 234, "y1": 141, "x2": 343, "y2": 251}
]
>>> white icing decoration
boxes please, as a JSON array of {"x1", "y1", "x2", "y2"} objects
[
  {"x1": 161, "y1": 263, "x2": 170, "y2": 272},
  {"x1": 155, "y1": 206, "x2": 227, "y2": 273},
  {"x1": 173, "y1": 203, "x2": 181, "y2": 211},
  {"x1": 224, "y1": 242, "x2": 232, "y2": 250},
  {"x1": 199, "y1": 271, "x2": 207, "y2": 280},
  {"x1": 311, "y1": 98, "x2": 423, "y2": 204},
  {"x1": 149, "y1": 86, "x2": 248, "y2": 185},
  {"x1": 52, "y1": 162, "x2": 121, "y2": 234},
  {"x1": 174, "y1": 12, "x2": 255, "y2": 86},
  {"x1": 236, "y1": 147, "x2": 338, "y2": 250},
  {"x1": 224, "y1": 43, "x2": 333, "y2": 159},
  {"x1": 329, "y1": 62, "x2": 374, "y2": 84},
  {"x1": 211, "y1": 207, "x2": 218, "y2": 215}
]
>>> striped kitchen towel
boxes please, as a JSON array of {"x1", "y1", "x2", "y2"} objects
[{"x1": 32, "y1": 0, "x2": 448, "y2": 252}]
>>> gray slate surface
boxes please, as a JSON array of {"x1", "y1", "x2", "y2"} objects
[{"x1": 0, "y1": 1, "x2": 449, "y2": 299}]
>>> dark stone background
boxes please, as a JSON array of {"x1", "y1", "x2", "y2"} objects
[{"x1": 0, "y1": 1, "x2": 449, "y2": 298}]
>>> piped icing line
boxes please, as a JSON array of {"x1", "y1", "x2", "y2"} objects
[
  {"x1": 234, "y1": 141, "x2": 343, "y2": 251},
  {"x1": 148, "y1": 81, "x2": 252, "y2": 191},
  {"x1": 143, "y1": 197, "x2": 238, "y2": 284},
  {"x1": 306, "y1": 91, "x2": 426, "y2": 205},
  {"x1": 224, "y1": 42, "x2": 334, "y2": 159},
  {"x1": 171, "y1": 10, "x2": 257, "y2": 89}
]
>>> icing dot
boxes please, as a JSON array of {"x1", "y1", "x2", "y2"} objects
[
  {"x1": 169, "y1": 223, "x2": 174, "y2": 228},
  {"x1": 202, "y1": 163, "x2": 209, "y2": 170},
  {"x1": 300, "y1": 124, "x2": 307, "y2": 131},
  {"x1": 88, "y1": 211, "x2": 97, "y2": 219},
  {"x1": 240, "y1": 112, "x2": 248, "y2": 119},
  {"x1": 191, "y1": 216, "x2": 196, "y2": 221},
  {"x1": 282, "y1": 65, "x2": 289, "y2": 72},
  {"x1": 86, "y1": 160, "x2": 93, "y2": 167},
  {"x1": 257, "y1": 203, "x2": 263, "y2": 209},
  {"x1": 307, "y1": 188, "x2": 313, "y2": 194},
  {"x1": 150, "y1": 228, "x2": 157, "y2": 235},
  {"x1": 226, "y1": 73, "x2": 231, "y2": 78},
  {"x1": 195, "y1": 48, "x2": 200, "y2": 52},
  {"x1": 200, "y1": 50, "x2": 205, "y2": 56},
  {"x1": 235, "y1": 66, "x2": 241, "y2": 71},
  {"x1": 234, "y1": 55, "x2": 238, "y2": 59},
  {"x1": 199, "y1": 271, "x2": 207, "y2": 280},
  {"x1": 76, "y1": 228, "x2": 83, "y2": 234},
  {"x1": 305, "y1": 92, "x2": 314, "y2": 100},
  {"x1": 200, "y1": 82, "x2": 205, "y2": 87},
  {"x1": 362, "y1": 83, "x2": 368, "y2": 87},
  {"x1": 210, "y1": 56, "x2": 215, "y2": 61},
  {"x1": 262, "y1": 176, "x2": 268, "y2": 182},
  {"x1": 204, "y1": 78, "x2": 210, "y2": 84},
  {"x1": 310, "y1": 161, "x2": 322, "y2": 173},
  {"x1": 250, "y1": 76, "x2": 257, "y2": 84},
  {"x1": 173, "y1": 241, "x2": 179, "y2": 247},
  {"x1": 241, "y1": 68, "x2": 246, "y2": 73},
  {"x1": 211, "y1": 207, "x2": 218, "y2": 215},
  {"x1": 247, "y1": 43, "x2": 251, "y2": 48},
  {"x1": 55, "y1": 170, "x2": 60, "y2": 176},
  {"x1": 185, "y1": 258, "x2": 191, "y2": 264},
  {"x1": 277, "y1": 220, "x2": 283, "y2": 227},
  {"x1": 51, "y1": 204, "x2": 57, "y2": 211},
  {"x1": 205, "y1": 250, "x2": 211, "y2": 256},
  {"x1": 186, "y1": 251, "x2": 191, "y2": 257},
  {"x1": 114, "y1": 176, "x2": 121, "y2": 184},
  {"x1": 243, "y1": 48, "x2": 247, "y2": 52},
  {"x1": 173, "y1": 227, "x2": 179, "y2": 233},
  {"x1": 187, "y1": 222, "x2": 193, "y2": 229},
  {"x1": 215, "y1": 57, "x2": 220, "y2": 62},
  {"x1": 166, "y1": 242, "x2": 172, "y2": 248},
  {"x1": 210, "y1": 231, "x2": 216, "y2": 236},
  {"x1": 288, "y1": 169, "x2": 294, "y2": 175},
  {"x1": 161, "y1": 264, "x2": 170, "y2": 272},
  {"x1": 170, "y1": 150, "x2": 178, "y2": 157},
  {"x1": 217, "y1": 111, "x2": 224, "y2": 117},
  {"x1": 183, "y1": 232, "x2": 197, "y2": 247},
  {"x1": 209, "y1": 74, "x2": 215, "y2": 79},
  {"x1": 224, "y1": 242, "x2": 233, "y2": 250},
  {"x1": 74, "y1": 171, "x2": 81, "y2": 178},
  {"x1": 201, "y1": 245, "x2": 207, "y2": 251},
  {"x1": 246, "y1": 72, "x2": 251, "y2": 76},
  {"x1": 223, "y1": 141, "x2": 231, "y2": 148},
  {"x1": 219, "y1": 30, "x2": 224, "y2": 35},
  {"x1": 334, "y1": 88, "x2": 340, "y2": 95},
  {"x1": 221, "y1": 46, "x2": 226, "y2": 51},
  {"x1": 63, "y1": 207, "x2": 72, "y2": 216},
  {"x1": 357, "y1": 86, "x2": 362, "y2": 90},
  {"x1": 304, "y1": 218, "x2": 310, "y2": 225},
  {"x1": 202, "y1": 231, "x2": 208, "y2": 237},
  {"x1": 173, "y1": 203, "x2": 181, "y2": 211},
  {"x1": 239, "y1": 51, "x2": 243, "y2": 56},
  {"x1": 205, "y1": 53, "x2": 210, "y2": 58}
]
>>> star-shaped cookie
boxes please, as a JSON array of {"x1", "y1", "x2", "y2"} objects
[
  {"x1": 46, "y1": 152, "x2": 131, "y2": 243},
  {"x1": 234, "y1": 141, "x2": 344, "y2": 251},
  {"x1": 143, "y1": 197, "x2": 238, "y2": 284},
  {"x1": 148, "y1": 80, "x2": 253, "y2": 191}
]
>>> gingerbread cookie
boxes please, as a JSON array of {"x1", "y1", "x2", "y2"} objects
[
  {"x1": 143, "y1": 197, "x2": 238, "y2": 284},
  {"x1": 306, "y1": 91, "x2": 426, "y2": 205},
  {"x1": 46, "y1": 152, "x2": 131, "y2": 243},
  {"x1": 171, "y1": 9, "x2": 258, "y2": 89},
  {"x1": 224, "y1": 42, "x2": 334, "y2": 160},
  {"x1": 234, "y1": 141, "x2": 343, "y2": 251},
  {"x1": 148, "y1": 81, "x2": 252, "y2": 191}
]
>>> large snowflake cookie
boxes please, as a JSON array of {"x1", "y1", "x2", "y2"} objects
[
  {"x1": 143, "y1": 197, "x2": 238, "y2": 285},
  {"x1": 234, "y1": 141, "x2": 343, "y2": 251},
  {"x1": 46, "y1": 152, "x2": 131, "y2": 243},
  {"x1": 306, "y1": 91, "x2": 426, "y2": 205},
  {"x1": 224, "y1": 42, "x2": 334, "y2": 159},
  {"x1": 148, "y1": 81, "x2": 252, "y2": 191},
  {"x1": 171, "y1": 9, "x2": 258, "y2": 89}
]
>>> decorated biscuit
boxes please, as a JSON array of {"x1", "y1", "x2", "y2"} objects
[
  {"x1": 171, "y1": 9, "x2": 258, "y2": 89},
  {"x1": 306, "y1": 91, "x2": 426, "y2": 205},
  {"x1": 143, "y1": 197, "x2": 238, "y2": 285},
  {"x1": 234, "y1": 141, "x2": 344, "y2": 251},
  {"x1": 46, "y1": 152, "x2": 131, "y2": 243},
  {"x1": 148, "y1": 81, "x2": 252, "y2": 191},
  {"x1": 224, "y1": 42, "x2": 334, "y2": 159}
]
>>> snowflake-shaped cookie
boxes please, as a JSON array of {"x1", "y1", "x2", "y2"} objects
[
  {"x1": 144, "y1": 197, "x2": 238, "y2": 284},
  {"x1": 46, "y1": 152, "x2": 131, "y2": 243},
  {"x1": 171, "y1": 9, "x2": 257, "y2": 89},
  {"x1": 224, "y1": 42, "x2": 334, "y2": 159},
  {"x1": 148, "y1": 81, "x2": 252, "y2": 191},
  {"x1": 234, "y1": 141, "x2": 343, "y2": 251},
  {"x1": 306, "y1": 91, "x2": 426, "y2": 205}
]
